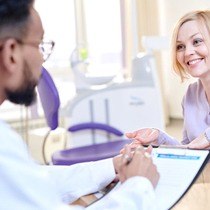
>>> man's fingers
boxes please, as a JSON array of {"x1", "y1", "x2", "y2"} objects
[
  {"x1": 121, "y1": 145, "x2": 132, "y2": 165},
  {"x1": 144, "y1": 151, "x2": 152, "y2": 158},
  {"x1": 145, "y1": 145, "x2": 153, "y2": 154}
]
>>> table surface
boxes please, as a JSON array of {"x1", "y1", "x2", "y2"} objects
[
  {"x1": 172, "y1": 163, "x2": 210, "y2": 210},
  {"x1": 72, "y1": 163, "x2": 210, "y2": 209}
]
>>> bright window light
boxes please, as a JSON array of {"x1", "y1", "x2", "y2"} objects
[
  {"x1": 83, "y1": 0, "x2": 123, "y2": 76},
  {"x1": 35, "y1": 0, "x2": 76, "y2": 68}
]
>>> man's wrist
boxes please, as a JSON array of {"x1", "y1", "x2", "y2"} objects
[{"x1": 113, "y1": 155, "x2": 121, "y2": 174}]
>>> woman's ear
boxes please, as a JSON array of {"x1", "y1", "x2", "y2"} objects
[{"x1": 1, "y1": 38, "x2": 22, "y2": 74}]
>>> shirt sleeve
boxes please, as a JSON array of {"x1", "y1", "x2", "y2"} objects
[
  {"x1": 44, "y1": 161, "x2": 157, "y2": 210},
  {"x1": 44, "y1": 158, "x2": 116, "y2": 204},
  {"x1": 0, "y1": 121, "x2": 156, "y2": 210},
  {"x1": 86, "y1": 177, "x2": 157, "y2": 210},
  {"x1": 56, "y1": 177, "x2": 157, "y2": 210},
  {"x1": 157, "y1": 129, "x2": 180, "y2": 145}
]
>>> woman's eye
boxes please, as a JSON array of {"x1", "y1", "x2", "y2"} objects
[
  {"x1": 193, "y1": 38, "x2": 203, "y2": 46},
  {"x1": 176, "y1": 44, "x2": 185, "y2": 51}
]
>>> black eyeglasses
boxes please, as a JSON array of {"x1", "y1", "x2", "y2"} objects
[{"x1": 16, "y1": 39, "x2": 55, "y2": 61}]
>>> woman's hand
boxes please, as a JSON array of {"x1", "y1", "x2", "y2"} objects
[
  {"x1": 126, "y1": 128, "x2": 159, "y2": 145},
  {"x1": 120, "y1": 128, "x2": 159, "y2": 154},
  {"x1": 187, "y1": 133, "x2": 210, "y2": 149}
]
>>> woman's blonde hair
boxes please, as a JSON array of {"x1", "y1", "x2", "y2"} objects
[{"x1": 171, "y1": 10, "x2": 210, "y2": 82}]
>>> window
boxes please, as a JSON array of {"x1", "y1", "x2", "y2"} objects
[
  {"x1": 35, "y1": 0, "x2": 123, "y2": 77},
  {"x1": 35, "y1": 0, "x2": 76, "y2": 70},
  {"x1": 82, "y1": 0, "x2": 136, "y2": 78},
  {"x1": 78, "y1": 0, "x2": 123, "y2": 76}
]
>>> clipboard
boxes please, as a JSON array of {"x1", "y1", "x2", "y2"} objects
[
  {"x1": 86, "y1": 147, "x2": 210, "y2": 210},
  {"x1": 152, "y1": 147, "x2": 210, "y2": 210}
]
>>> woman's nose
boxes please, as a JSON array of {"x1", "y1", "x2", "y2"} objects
[{"x1": 185, "y1": 45, "x2": 195, "y2": 56}]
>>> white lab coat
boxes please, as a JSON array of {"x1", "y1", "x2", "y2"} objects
[{"x1": 0, "y1": 120, "x2": 156, "y2": 210}]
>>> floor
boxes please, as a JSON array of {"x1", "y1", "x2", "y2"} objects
[{"x1": 165, "y1": 118, "x2": 183, "y2": 142}]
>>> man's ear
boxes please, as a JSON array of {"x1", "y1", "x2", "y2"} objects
[{"x1": 1, "y1": 39, "x2": 22, "y2": 73}]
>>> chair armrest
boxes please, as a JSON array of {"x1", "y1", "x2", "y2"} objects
[{"x1": 68, "y1": 122, "x2": 123, "y2": 137}]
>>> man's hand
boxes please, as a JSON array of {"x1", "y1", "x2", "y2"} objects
[{"x1": 114, "y1": 145, "x2": 159, "y2": 188}]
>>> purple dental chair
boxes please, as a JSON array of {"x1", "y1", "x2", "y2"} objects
[{"x1": 37, "y1": 67, "x2": 130, "y2": 165}]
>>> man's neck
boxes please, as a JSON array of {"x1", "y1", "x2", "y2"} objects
[{"x1": 0, "y1": 95, "x2": 6, "y2": 105}]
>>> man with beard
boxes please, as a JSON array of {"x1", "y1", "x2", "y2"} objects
[{"x1": 0, "y1": 1, "x2": 159, "y2": 210}]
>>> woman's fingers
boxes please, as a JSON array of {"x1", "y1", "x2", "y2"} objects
[
  {"x1": 126, "y1": 128, "x2": 159, "y2": 145},
  {"x1": 187, "y1": 134, "x2": 210, "y2": 149}
]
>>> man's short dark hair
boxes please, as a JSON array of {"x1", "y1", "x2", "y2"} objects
[{"x1": 0, "y1": 0, "x2": 34, "y2": 39}]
